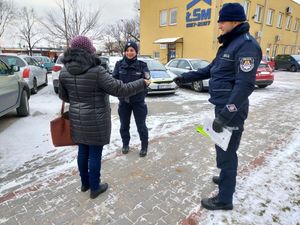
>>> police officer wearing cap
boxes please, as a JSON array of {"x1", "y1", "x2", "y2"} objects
[
  {"x1": 113, "y1": 41, "x2": 150, "y2": 157},
  {"x1": 174, "y1": 3, "x2": 262, "y2": 210}
]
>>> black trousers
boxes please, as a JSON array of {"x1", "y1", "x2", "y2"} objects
[
  {"x1": 214, "y1": 105, "x2": 248, "y2": 204},
  {"x1": 118, "y1": 101, "x2": 148, "y2": 149}
]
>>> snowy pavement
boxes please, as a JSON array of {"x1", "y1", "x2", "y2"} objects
[{"x1": 0, "y1": 71, "x2": 300, "y2": 225}]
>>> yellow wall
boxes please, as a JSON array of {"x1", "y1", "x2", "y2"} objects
[{"x1": 140, "y1": 0, "x2": 300, "y2": 63}]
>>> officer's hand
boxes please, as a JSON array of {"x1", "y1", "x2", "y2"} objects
[
  {"x1": 173, "y1": 76, "x2": 184, "y2": 86},
  {"x1": 212, "y1": 117, "x2": 224, "y2": 133}
]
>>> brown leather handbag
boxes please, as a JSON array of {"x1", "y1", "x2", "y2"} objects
[{"x1": 50, "y1": 101, "x2": 75, "y2": 147}]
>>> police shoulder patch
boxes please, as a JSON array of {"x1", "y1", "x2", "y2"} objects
[{"x1": 240, "y1": 57, "x2": 255, "y2": 72}]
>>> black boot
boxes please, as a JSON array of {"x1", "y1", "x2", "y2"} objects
[
  {"x1": 81, "y1": 185, "x2": 90, "y2": 192},
  {"x1": 90, "y1": 183, "x2": 108, "y2": 199},
  {"x1": 212, "y1": 176, "x2": 220, "y2": 185},
  {"x1": 122, "y1": 146, "x2": 129, "y2": 154},
  {"x1": 201, "y1": 196, "x2": 233, "y2": 210},
  {"x1": 139, "y1": 148, "x2": 147, "y2": 157}
]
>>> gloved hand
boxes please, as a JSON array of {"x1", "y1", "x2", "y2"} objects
[
  {"x1": 212, "y1": 117, "x2": 225, "y2": 133},
  {"x1": 173, "y1": 76, "x2": 184, "y2": 86}
]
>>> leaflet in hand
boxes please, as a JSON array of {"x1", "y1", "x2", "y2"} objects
[{"x1": 196, "y1": 118, "x2": 232, "y2": 151}]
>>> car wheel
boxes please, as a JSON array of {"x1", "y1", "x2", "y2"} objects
[
  {"x1": 192, "y1": 81, "x2": 203, "y2": 92},
  {"x1": 258, "y1": 85, "x2": 267, "y2": 88},
  {"x1": 54, "y1": 86, "x2": 59, "y2": 94},
  {"x1": 31, "y1": 78, "x2": 38, "y2": 94},
  {"x1": 290, "y1": 65, "x2": 297, "y2": 72},
  {"x1": 44, "y1": 74, "x2": 48, "y2": 86},
  {"x1": 17, "y1": 90, "x2": 30, "y2": 116}
]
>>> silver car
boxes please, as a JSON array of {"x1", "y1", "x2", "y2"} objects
[
  {"x1": 0, "y1": 59, "x2": 30, "y2": 117},
  {"x1": 165, "y1": 58, "x2": 210, "y2": 92},
  {"x1": 0, "y1": 54, "x2": 48, "y2": 94},
  {"x1": 99, "y1": 56, "x2": 122, "y2": 74},
  {"x1": 51, "y1": 53, "x2": 64, "y2": 93}
]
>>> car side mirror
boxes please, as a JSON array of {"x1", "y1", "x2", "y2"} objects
[
  {"x1": 10, "y1": 65, "x2": 20, "y2": 73},
  {"x1": 185, "y1": 66, "x2": 192, "y2": 70}
]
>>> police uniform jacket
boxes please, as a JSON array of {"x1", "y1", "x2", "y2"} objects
[
  {"x1": 58, "y1": 48, "x2": 145, "y2": 145},
  {"x1": 182, "y1": 22, "x2": 262, "y2": 126},
  {"x1": 113, "y1": 58, "x2": 149, "y2": 103}
]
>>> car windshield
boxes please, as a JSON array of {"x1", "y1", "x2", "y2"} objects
[
  {"x1": 33, "y1": 57, "x2": 42, "y2": 62},
  {"x1": 100, "y1": 57, "x2": 109, "y2": 63},
  {"x1": 56, "y1": 55, "x2": 64, "y2": 64},
  {"x1": 0, "y1": 55, "x2": 26, "y2": 67},
  {"x1": 292, "y1": 55, "x2": 300, "y2": 60},
  {"x1": 259, "y1": 63, "x2": 269, "y2": 68},
  {"x1": 151, "y1": 73, "x2": 171, "y2": 79},
  {"x1": 143, "y1": 60, "x2": 166, "y2": 71},
  {"x1": 190, "y1": 60, "x2": 209, "y2": 70}
]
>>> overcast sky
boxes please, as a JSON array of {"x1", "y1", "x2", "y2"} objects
[
  {"x1": 14, "y1": 0, "x2": 138, "y2": 24},
  {"x1": 1, "y1": 0, "x2": 138, "y2": 47}
]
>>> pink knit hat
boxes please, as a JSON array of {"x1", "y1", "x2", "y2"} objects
[{"x1": 69, "y1": 35, "x2": 96, "y2": 53}]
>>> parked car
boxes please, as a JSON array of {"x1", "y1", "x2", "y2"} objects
[
  {"x1": 98, "y1": 56, "x2": 109, "y2": 72},
  {"x1": 99, "y1": 56, "x2": 122, "y2": 74},
  {"x1": 0, "y1": 59, "x2": 30, "y2": 117},
  {"x1": 0, "y1": 54, "x2": 48, "y2": 94},
  {"x1": 52, "y1": 54, "x2": 113, "y2": 94},
  {"x1": 139, "y1": 57, "x2": 177, "y2": 94},
  {"x1": 255, "y1": 61, "x2": 274, "y2": 88},
  {"x1": 165, "y1": 58, "x2": 210, "y2": 92},
  {"x1": 274, "y1": 54, "x2": 300, "y2": 72},
  {"x1": 32, "y1": 56, "x2": 55, "y2": 72},
  {"x1": 51, "y1": 53, "x2": 64, "y2": 93},
  {"x1": 262, "y1": 55, "x2": 275, "y2": 71}
]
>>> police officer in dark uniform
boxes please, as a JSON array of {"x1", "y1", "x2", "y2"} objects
[
  {"x1": 174, "y1": 3, "x2": 262, "y2": 210},
  {"x1": 113, "y1": 41, "x2": 150, "y2": 157}
]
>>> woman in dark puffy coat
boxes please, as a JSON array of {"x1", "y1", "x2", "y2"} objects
[{"x1": 58, "y1": 35, "x2": 149, "y2": 199}]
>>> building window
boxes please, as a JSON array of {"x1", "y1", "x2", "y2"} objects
[
  {"x1": 160, "y1": 10, "x2": 168, "y2": 26},
  {"x1": 243, "y1": 1, "x2": 250, "y2": 19},
  {"x1": 277, "y1": 12, "x2": 283, "y2": 28},
  {"x1": 282, "y1": 46, "x2": 286, "y2": 54},
  {"x1": 286, "y1": 16, "x2": 292, "y2": 30},
  {"x1": 266, "y1": 9, "x2": 274, "y2": 25},
  {"x1": 169, "y1": 8, "x2": 177, "y2": 25},
  {"x1": 254, "y1": 5, "x2": 263, "y2": 23},
  {"x1": 153, "y1": 51, "x2": 160, "y2": 59},
  {"x1": 294, "y1": 19, "x2": 299, "y2": 32},
  {"x1": 272, "y1": 45, "x2": 278, "y2": 57}
]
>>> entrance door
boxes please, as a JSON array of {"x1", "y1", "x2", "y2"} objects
[{"x1": 168, "y1": 43, "x2": 176, "y2": 62}]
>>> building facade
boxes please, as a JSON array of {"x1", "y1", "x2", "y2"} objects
[{"x1": 140, "y1": 0, "x2": 300, "y2": 64}]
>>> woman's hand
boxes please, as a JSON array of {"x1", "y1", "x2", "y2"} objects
[{"x1": 144, "y1": 79, "x2": 151, "y2": 86}]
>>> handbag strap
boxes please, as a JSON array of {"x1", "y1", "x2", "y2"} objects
[{"x1": 60, "y1": 101, "x2": 65, "y2": 115}]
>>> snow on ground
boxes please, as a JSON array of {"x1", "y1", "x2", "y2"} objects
[
  {"x1": 199, "y1": 129, "x2": 300, "y2": 225},
  {"x1": 0, "y1": 72, "x2": 298, "y2": 195}
]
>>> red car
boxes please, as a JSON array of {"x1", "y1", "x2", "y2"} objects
[
  {"x1": 255, "y1": 61, "x2": 274, "y2": 88},
  {"x1": 262, "y1": 55, "x2": 275, "y2": 71}
]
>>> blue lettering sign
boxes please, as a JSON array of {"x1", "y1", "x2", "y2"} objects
[
  {"x1": 186, "y1": 0, "x2": 212, "y2": 28},
  {"x1": 186, "y1": 8, "x2": 211, "y2": 23}
]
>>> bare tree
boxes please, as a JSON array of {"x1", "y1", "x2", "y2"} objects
[
  {"x1": 41, "y1": 0, "x2": 102, "y2": 47},
  {"x1": 0, "y1": 0, "x2": 16, "y2": 40},
  {"x1": 102, "y1": 35, "x2": 116, "y2": 55},
  {"x1": 102, "y1": 1, "x2": 140, "y2": 55},
  {"x1": 18, "y1": 7, "x2": 43, "y2": 56}
]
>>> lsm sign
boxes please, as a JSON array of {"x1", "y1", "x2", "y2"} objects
[{"x1": 186, "y1": 0, "x2": 212, "y2": 28}]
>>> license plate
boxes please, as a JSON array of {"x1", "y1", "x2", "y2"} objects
[{"x1": 158, "y1": 84, "x2": 171, "y2": 89}]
